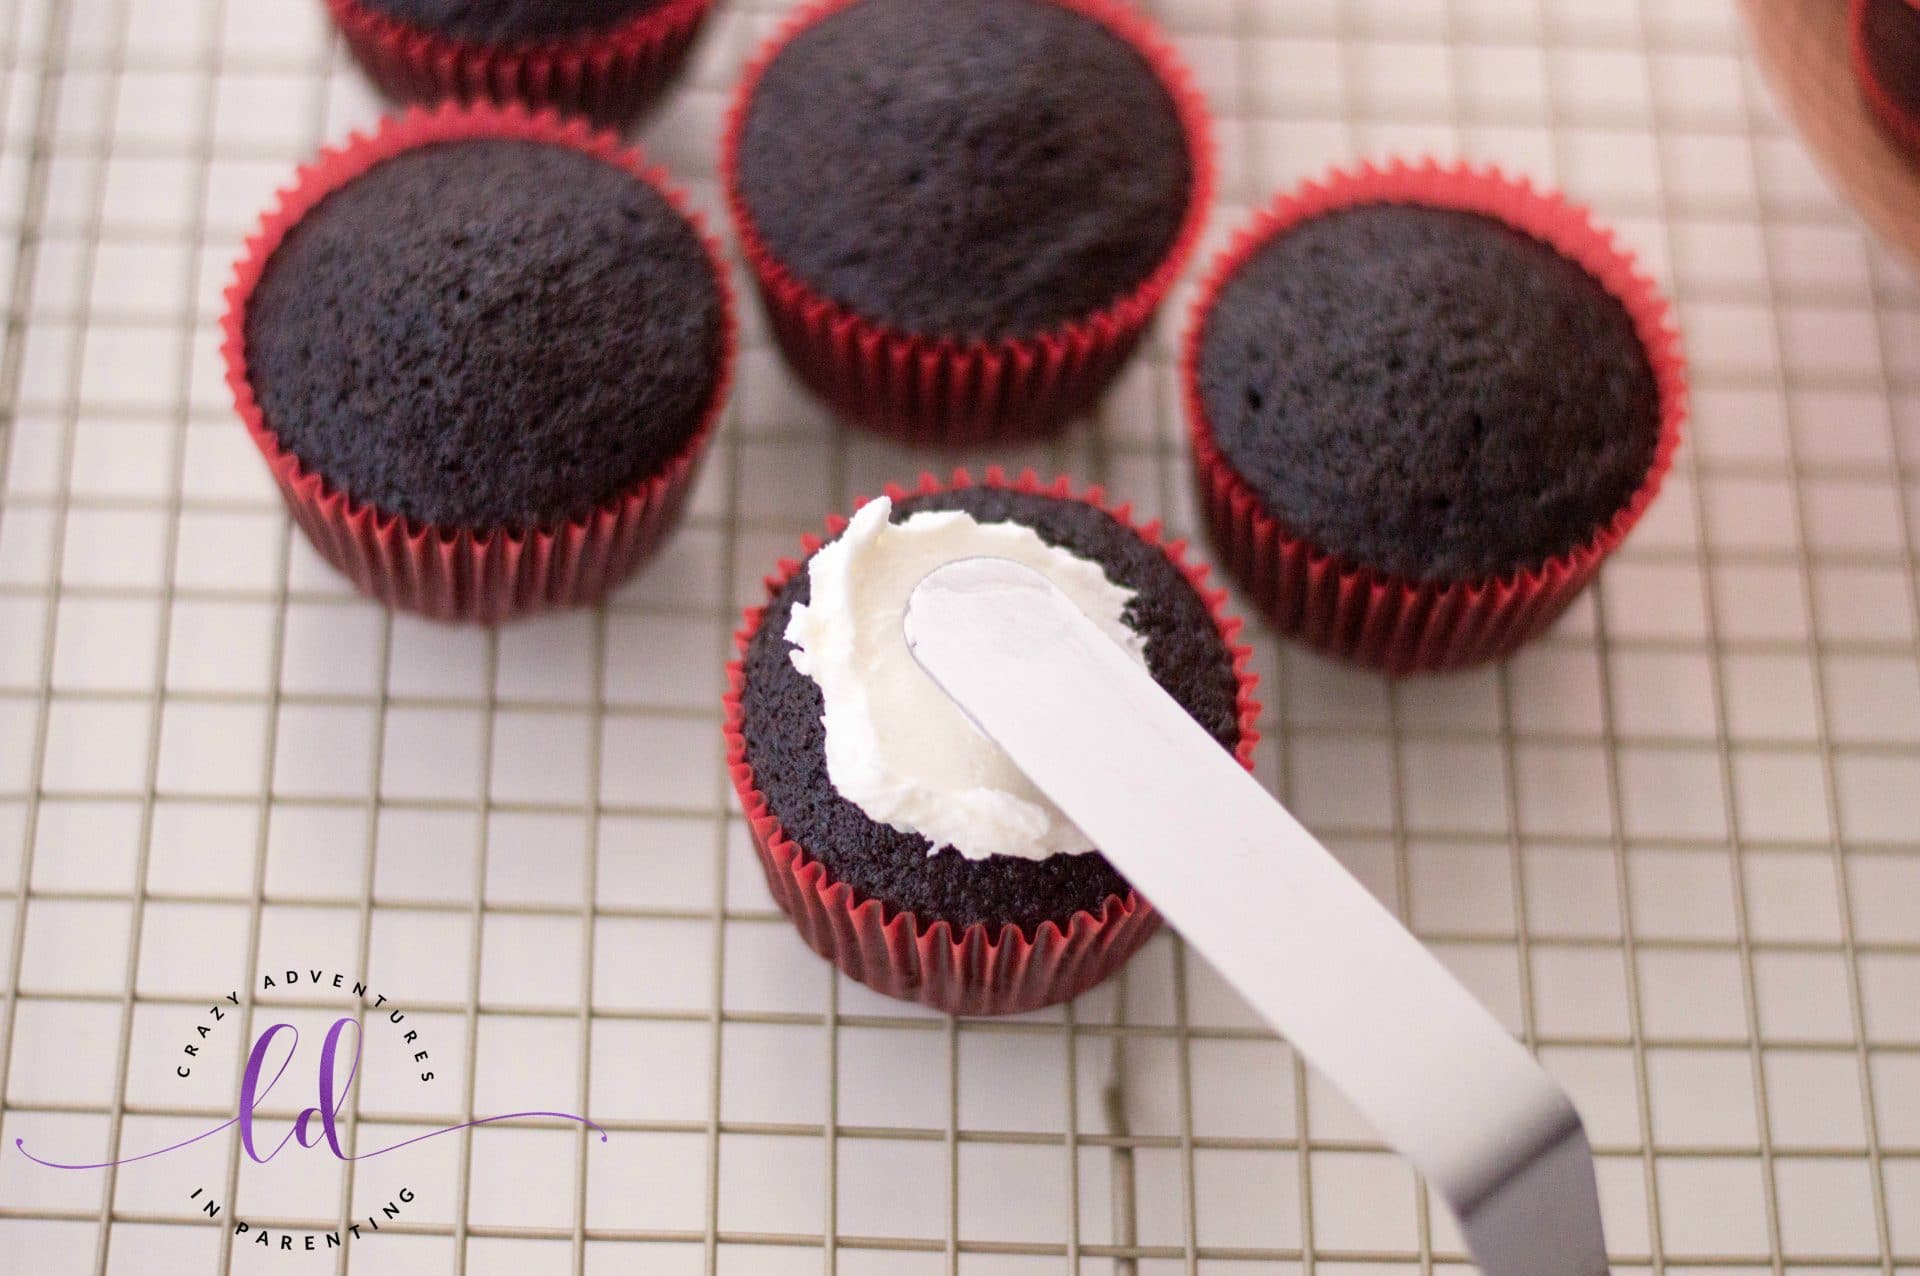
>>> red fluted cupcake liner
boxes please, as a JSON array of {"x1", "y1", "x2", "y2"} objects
[
  {"x1": 720, "y1": 0, "x2": 1216, "y2": 446},
  {"x1": 1850, "y1": 0, "x2": 1920, "y2": 162},
  {"x1": 724, "y1": 468, "x2": 1261, "y2": 1016},
  {"x1": 1183, "y1": 160, "x2": 1687, "y2": 676},
  {"x1": 325, "y1": 0, "x2": 716, "y2": 125},
  {"x1": 221, "y1": 102, "x2": 737, "y2": 625}
]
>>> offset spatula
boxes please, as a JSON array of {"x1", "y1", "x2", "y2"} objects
[{"x1": 904, "y1": 557, "x2": 1609, "y2": 1276}]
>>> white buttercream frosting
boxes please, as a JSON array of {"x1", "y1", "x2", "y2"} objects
[{"x1": 785, "y1": 496, "x2": 1148, "y2": 862}]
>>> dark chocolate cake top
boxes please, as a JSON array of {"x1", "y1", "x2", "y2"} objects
[
  {"x1": 245, "y1": 139, "x2": 724, "y2": 531},
  {"x1": 734, "y1": 0, "x2": 1193, "y2": 341},
  {"x1": 1862, "y1": 0, "x2": 1920, "y2": 118},
  {"x1": 357, "y1": 0, "x2": 670, "y2": 42},
  {"x1": 741, "y1": 486, "x2": 1243, "y2": 937},
  {"x1": 1197, "y1": 204, "x2": 1662, "y2": 583}
]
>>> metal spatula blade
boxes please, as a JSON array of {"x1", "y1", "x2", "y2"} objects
[{"x1": 904, "y1": 557, "x2": 1609, "y2": 1276}]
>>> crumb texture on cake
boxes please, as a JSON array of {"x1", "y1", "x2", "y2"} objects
[
  {"x1": 742, "y1": 487, "x2": 1242, "y2": 936},
  {"x1": 246, "y1": 139, "x2": 723, "y2": 530},
  {"x1": 357, "y1": 0, "x2": 669, "y2": 41},
  {"x1": 735, "y1": 0, "x2": 1192, "y2": 340},
  {"x1": 1862, "y1": 0, "x2": 1920, "y2": 116},
  {"x1": 1197, "y1": 204, "x2": 1662, "y2": 583}
]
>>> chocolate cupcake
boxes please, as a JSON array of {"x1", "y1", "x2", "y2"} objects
[
  {"x1": 1852, "y1": 0, "x2": 1920, "y2": 160},
  {"x1": 723, "y1": 0, "x2": 1213, "y2": 444},
  {"x1": 725, "y1": 470, "x2": 1259, "y2": 1015},
  {"x1": 326, "y1": 0, "x2": 715, "y2": 125},
  {"x1": 1186, "y1": 162, "x2": 1685, "y2": 675},
  {"x1": 353, "y1": 0, "x2": 670, "y2": 40},
  {"x1": 222, "y1": 104, "x2": 735, "y2": 623}
]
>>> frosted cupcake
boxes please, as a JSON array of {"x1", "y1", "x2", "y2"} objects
[{"x1": 725, "y1": 471, "x2": 1259, "y2": 1015}]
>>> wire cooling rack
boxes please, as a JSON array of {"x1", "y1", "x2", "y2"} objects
[{"x1": 0, "y1": 0, "x2": 1917, "y2": 1272}]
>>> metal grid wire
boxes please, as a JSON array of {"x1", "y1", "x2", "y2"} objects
[{"x1": 0, "y1": 0, "x2": 1916, "y2": 1272}]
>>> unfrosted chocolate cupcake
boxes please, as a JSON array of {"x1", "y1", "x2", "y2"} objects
[
  {"x1": 354, "y1": 0, "x2": 672, "y2": 41},
  {"x1": 735, "y1": 0, "x2": 1191, "y2": 340},
  {"x1": 1184, "y1": 163, "x2": 1683, "y2": 674},
  {"x1": 1852, "y1": 0, "x2": 1920, "y2": 159},
  {"x1": 326, "y1": 0, "x2": 715, "y2": 124},
  {"x1": 723, "y1": 0, "x2": 1213, "y2": 442},
  {"x1": 246, "y1": 137, "x2": 723, "y2": 531},
  {"x1": 725, "y1": 473, "x2": 1258, "y2": 1015},
  {"x1": 1197, "y1": 204, "x2": 1661, "y2": 584},
  {"x1": 224, "y1": 107, "x2": 735, "y2": 623}
]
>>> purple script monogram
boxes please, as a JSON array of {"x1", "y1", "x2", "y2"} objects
[{"x1": 17, "y1": 1016, "x2": 605, "y2": 1171}]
